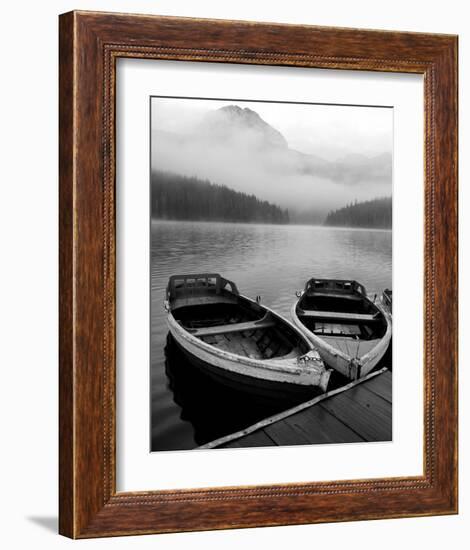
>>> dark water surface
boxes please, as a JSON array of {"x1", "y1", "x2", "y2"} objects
[{"x1": 151, "y1": 220, "x2": 392, "y2": 451}]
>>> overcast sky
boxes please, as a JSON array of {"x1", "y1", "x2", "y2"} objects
[{"x1": 150, "y1": 97, "x2": 393, "y2": 219}]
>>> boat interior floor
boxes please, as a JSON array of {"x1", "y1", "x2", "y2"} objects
[{"x1": 200, "y1": 327, "x2": 299, "y2": 361}]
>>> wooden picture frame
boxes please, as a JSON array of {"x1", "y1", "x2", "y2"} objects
[{"x1": 59, "y1": 11, "x2": 458, "y2": 538}]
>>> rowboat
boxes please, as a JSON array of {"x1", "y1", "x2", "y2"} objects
[
  {"x1": 382, "y1": 288, "x2": 392, "y2": 313},
  {"x1": 291, "y1": 278, "x2": 392, "y2": 380},
  {"x1": 164, "y1": 273, "x2": 331, "y2": 398}
]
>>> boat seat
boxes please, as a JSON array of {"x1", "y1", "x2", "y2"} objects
[
  {"x1": 172, "y1": 295, "x2": 236, "y2": 309},
  {"x1": 299, "y1": 310, "x2": 379, "y2": 322},
  {"x1": 308, "y1": 292, "x2": 362, "y2": 301},
  {"x1": 190, "y1": 319, "x2": 276, "y2": 337}
]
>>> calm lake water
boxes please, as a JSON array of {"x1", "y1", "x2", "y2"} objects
[{"x1": 151, "y1": 220, "x2": 392, "y2": 451}]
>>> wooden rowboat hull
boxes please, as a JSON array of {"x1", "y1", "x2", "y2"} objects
[
  {"x1": 382, "y1": 289, "x2": 393, "y2": 313},
  {"x1": 172, "y1": 335, "x2": 326, "y2": 400},
  {"x1": 291, "y1": 279, "x2": 392, "y2": 380},
  {"x1": 168, "y1": 312, "x2": 331, "y2": 396},
  {"x1": 291, "y1": 303, "x2": 390, "y2": 379},
  {"x1": 165, "y1": 274, "x2": 331, "y2": 396}
]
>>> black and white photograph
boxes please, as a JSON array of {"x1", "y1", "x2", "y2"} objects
[{"x1": 150, "y1": 96, "x2": 393, "y2": 452}]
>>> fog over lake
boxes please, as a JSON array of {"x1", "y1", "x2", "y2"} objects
[{"x1": 151, "y1": 97, "x2": 393, "y2": 222}]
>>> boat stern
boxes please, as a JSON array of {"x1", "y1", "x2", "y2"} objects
[{"x1": 348, "y1": 358, "x2": 362, "y2": 380}]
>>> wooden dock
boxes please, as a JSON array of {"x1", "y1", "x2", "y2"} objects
[{"x1": 199, "y1": 367, "x2": 392, "y2": 449}]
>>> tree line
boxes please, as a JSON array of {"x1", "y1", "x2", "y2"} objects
[
  {"x1": 151, "y1": 171, "x2": 289, "y2": 224},
  {"x1": 324, "y1": 197, "x2": 392, "y2": 229}
]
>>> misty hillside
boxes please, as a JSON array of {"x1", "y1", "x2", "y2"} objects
[
  {"x1": 324, "y1": 197, "x2": 392, "y2": 229},
  {"x1": 152, "y1": 104, "x2": 392, "y2": 219},
  {"x1": 152, "y1": 171, "x2": 289, "y2": 224}
]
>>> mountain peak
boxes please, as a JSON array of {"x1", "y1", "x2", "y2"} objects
[
  {"x1": 218, "y1": 105, "x2": 261, "y2": 120},
  {"x1": 200, "y1": 105, "x2": 288, "y2": 149}
]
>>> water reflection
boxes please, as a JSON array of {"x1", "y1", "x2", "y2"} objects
[
  {"x1": 155, "y1": 335, "x2": 311, "y2": 451},
  {"x1": 151, "y1": 220, "x2": 392, "y2": 451}
]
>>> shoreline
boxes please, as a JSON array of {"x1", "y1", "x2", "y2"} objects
[{"x1": 151, "y1": 218, "x2": 392, "y2": 232}]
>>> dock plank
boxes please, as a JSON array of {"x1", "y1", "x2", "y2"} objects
[
  {"x1": 287, "y1": 405, "x2": 365, "y2": 444},
  {"x1": 360, "y1": 370, "x2": 392, "y2": 402},
  {"x1": 319, "y1": 384, "x2": 392, "y2": 441},
  {"x1": 206, "y1": 369, "x2": 392, "y2": 449},
  {"x1": 264, "y1": 418, "x2": 313, "y2": 446}
]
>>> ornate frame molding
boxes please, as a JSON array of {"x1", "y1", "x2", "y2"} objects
[{"x1": 59, "y1": 11, "x2": 458, "y2": 538}]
